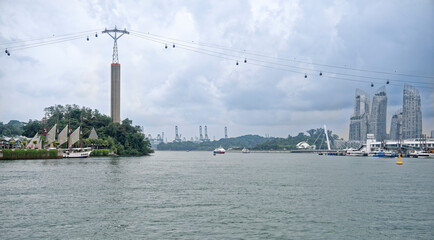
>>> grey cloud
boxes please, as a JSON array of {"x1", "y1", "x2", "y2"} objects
[{"x1": 0, "y1": 0, "x2": 433, "y2": 139}]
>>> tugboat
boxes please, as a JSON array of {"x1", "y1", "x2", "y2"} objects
[{"x1": 213, "y1": 146, "x2": 226, "y2": 155}]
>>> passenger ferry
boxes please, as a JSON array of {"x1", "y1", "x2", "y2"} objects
[{"x1": 213, "y1": 146, "x2": 226, "y2": 154}]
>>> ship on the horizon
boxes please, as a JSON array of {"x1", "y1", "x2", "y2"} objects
[
  {"x1": 213, "y1": 146, "x2": 225, "y2": 155},
  {"x1": 242, "y1": 147, "x2": 250, "y2": 153}
]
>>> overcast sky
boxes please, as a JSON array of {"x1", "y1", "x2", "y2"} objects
[{"x1": 0, "y1": 0, "x2": 433, "y2": 141}]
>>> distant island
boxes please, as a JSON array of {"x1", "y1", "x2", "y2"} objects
[
  {"x1": 0, "y1": 104, "x2": 153, "y2": 156},
  {"x1": 157, "y1": 135, "x2": 268, "y2": 151},
  {"x1": 157, "y1": 128, "x2": 341, "y2": 151}
]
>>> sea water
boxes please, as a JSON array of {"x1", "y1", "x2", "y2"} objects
[{"x1": 1, "y1": 151, "x2": 433, "y2": 239}]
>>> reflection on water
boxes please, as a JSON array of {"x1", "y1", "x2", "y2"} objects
[
  {"x1": 109, "y1": 157, "x2": 120, "y2": 166},
  {"x1": 0, "y1": 152, "x2": 433, "y2": 239}
]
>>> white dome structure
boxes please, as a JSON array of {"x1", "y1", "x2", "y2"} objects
[{"x1": 296, "y1": 141, "x2": 311, "y2": 149}]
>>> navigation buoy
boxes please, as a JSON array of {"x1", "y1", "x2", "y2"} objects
[{"x1": 396, "y1": 154, "x2": 403, "y2": 165}]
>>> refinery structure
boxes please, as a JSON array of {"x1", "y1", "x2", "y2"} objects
[
  {"x1": 146, "y1": 125, "x2": 229, "y2": 148},
  {"x1": 349, "y1": 84, "x2": 423, "y2": 142}
]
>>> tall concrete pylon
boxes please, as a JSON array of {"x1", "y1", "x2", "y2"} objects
[
  {"x1": 102, "y1": 26, "x2": 129, "y2": 123},
  {"x1": 110, "y1": 63, "x2": 121, "y2": 123}
]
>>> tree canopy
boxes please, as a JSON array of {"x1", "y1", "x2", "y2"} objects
[
  {"x1": 0, "y1": 120, "x2": 24, "y2": 136},
  {"x1": 18, "y1": 104, "x2": 152, "y2": 156}
]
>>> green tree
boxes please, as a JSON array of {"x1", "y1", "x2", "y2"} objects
[{"x1": 19, "y1": 104, "x2": 153, "y2": 156}]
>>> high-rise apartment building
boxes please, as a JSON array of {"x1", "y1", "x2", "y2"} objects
[
  {"x1": 369, "y1": 86, "x2": 388, "y2": 141},
  {"x1": 390, "y1": 109, "x2": 403, "y2": 140},
  {"x1": 402, "y1": 84, "x2": 422, "y2": 139},
  {"x1": 349, "y1": 89, "x2": 370, "y2": 141}
]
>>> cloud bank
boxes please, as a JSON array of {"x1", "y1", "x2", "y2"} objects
[{"x1": 0, "y1": 0, "x2": 433, "y2": 140}]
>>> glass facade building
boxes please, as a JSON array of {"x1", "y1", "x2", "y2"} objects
[
  {"x1": 402, "y1": 84, "x2": 422, "y2": 139},
  {"x1": 390, "y1": 109, "x2": 403, "y2": 141},
  {"x1": 369, "y1": 86, "x2": 388, "y2": 141},
  {"x1": 349, "y1": 89, "x2": 370, "y2": 141}
]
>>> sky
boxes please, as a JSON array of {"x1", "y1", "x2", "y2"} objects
[{"x1": 0, "y1": 0, "x2": 433, "y2": 141}]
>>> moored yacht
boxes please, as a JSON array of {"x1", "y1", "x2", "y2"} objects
[
  {"x1": 63, "y1": 147, "x2": 92, "y2": 158},
  {"x1": 409, "y1": 150, "x2": 434, "y2": 158}
]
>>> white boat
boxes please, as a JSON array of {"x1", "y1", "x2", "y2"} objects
[
  {"x1": 346, "y1": 148, "x2": 366, "y2": 156},
  {"x1": 346, "y1": 151, "x2": 366, "y2": 156},
  {"x1": 368, "y1": 149, "x2": 396, "y2": 157},
  {"x1": 409, "y1": 150, "x2": 434, "y2": 158},
  {"x1": 242, "y1": 147, "x2": 250, "y2": 153},
  {"x1": 63, "y1": 148, "x2": 92, "y2": 158},
  {"x1": 213, "y1": 146, "x2": 225, "y2": 154}
]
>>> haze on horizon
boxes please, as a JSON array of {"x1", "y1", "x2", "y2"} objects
[{"x1": 0, "y1": 0, "x2": 433, "y2": 141}]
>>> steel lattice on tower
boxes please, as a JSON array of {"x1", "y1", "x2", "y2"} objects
[{"x1": 102, "y1": 26, "x2": 129, "y2": 64}]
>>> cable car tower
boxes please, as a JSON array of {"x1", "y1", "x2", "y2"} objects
[{"x1": 102, "y1": 26, "x2": 129, "y2": 123}]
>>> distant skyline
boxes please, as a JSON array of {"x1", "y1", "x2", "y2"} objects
[{"x1": 0, "y1": 0, "x2": 433, "y2": 140}]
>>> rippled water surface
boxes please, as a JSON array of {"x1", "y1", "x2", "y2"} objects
[{"x1": 1, "y1": 152, "x2": 433, "y2": 239}]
